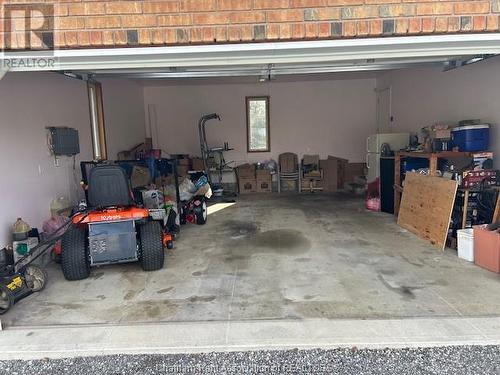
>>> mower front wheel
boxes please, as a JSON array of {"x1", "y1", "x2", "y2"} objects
[
  {"x1": 139, "y1": 221, "x2": 164, "y2": 271},
  {"x1": 61, "y1": 226, "x2": 90, "y2": 281}
]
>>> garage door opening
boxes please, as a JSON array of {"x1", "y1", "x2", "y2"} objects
[{"x1": 1, "y1": 37, "x2": 499, "y2": 332}]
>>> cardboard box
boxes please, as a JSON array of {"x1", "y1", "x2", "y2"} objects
[
  {"x1": 319, "y1": 159, "x2": 338, "y2": 192},
  {"x1": 130, "y1": 166, "x2": 151, "y2": 188},
  {"x1": 327, "y1": 156, "x2": 348, "y2": 189},
  {"x1": 430, "y1": 129, "x2": 451, "y2": 139},
  {"x1": 117, "y1": 138, "x2": 152, "y2": 160},
  {"x1": 155, "y1": 174, "x2": 175, "y2": 187},
  {"x1": 256, "y1": 171, "x2": 272, "y2": 193},
  {"x1": 279, "y1": 153, "x2": 297, "y2": 173},
  {"x1": 192, "y1": 157, "x2": 205, "y2": 171},
  {"x1": 178, "y1": 158, "x2": 191, "y2": 166},
  {"x1": 256, "y1": 169, "x2": 271, "y2": 179},
  {"x1": 177, "y1": 165, "x2": 190, "y2": 177},
  {"x1": 256, "y1": 178, "x2": 272, "y2": 193},
  {"x1": 239, "y1": 178, "x2": 256, "y2": 194},
  {"x1": 237, "y1": 163, "x2": 256, "y2": 179},
  {"x1": 345, "y1": 163, "x2": 366, "y2": 183}
]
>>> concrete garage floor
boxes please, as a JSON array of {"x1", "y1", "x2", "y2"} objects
[{"x1": 2, "y1": 193, "x2": 500, "y2": 327}]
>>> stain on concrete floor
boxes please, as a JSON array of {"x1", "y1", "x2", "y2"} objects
[{"x1": 2, "y1": 193, "x2": 500, "y2": 327}]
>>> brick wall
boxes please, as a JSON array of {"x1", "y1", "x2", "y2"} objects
[{"x1": 1, "y1": 1, "x2": 499, "y2": 50}]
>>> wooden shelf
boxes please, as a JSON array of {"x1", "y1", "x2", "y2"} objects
[
  {"x1": 393, "y1": 151, "x2": 478, "y2": 216},
  {"x1": 396, "y1": 151, "x2": 474, "y2": 159}
]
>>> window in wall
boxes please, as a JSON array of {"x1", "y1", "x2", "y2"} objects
[
  {"x1": 88, "y1": 81, "x2": 107, "y2": 160},
  {"x1": 246, "y1": 96, "x2": 270, "y2": 152}
]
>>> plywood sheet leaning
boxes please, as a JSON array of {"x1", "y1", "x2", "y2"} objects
[{"x1": 397, "y1": 172, "x2": 458, "y2": 251}]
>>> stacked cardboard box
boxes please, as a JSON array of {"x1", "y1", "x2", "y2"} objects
[
  {"x1": 318, "y1": 158, "x2": 338, "y2": 192},
  {"x1": 315, "y1": 156, "x2": 350, "y2": 192},
  {"x1": 130, "y1": 165, "x2": 151, "y2": 189},
  {"x1": 256, "y1": 169, "x2": 272, "y2": 193},
  {"x1": 237, "y1": 164, "x2": 256, "y2": 194},
  {"x1": 117, "y1": 138, "x2": 153, "y2": 160},
  {"x1": 192, "y1": 157, "x2": 205, "y2": 171},
  {"x1": 177, "y1": 158, "x2": 191, "y2": 177},
  {"x1": 345, "y1": 163, "x2": 366, "y2": 184},
  {"x1": 327, "y1": 156, "x2": 348, "y2": 189}
]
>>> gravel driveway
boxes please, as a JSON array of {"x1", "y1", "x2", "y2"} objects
[{"x1": 1, "y1": 346, "x2": 499, "y2": 375}]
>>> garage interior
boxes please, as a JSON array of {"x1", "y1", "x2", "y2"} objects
[{"x1": 1, "y1": 36, "x2": 500, "y2": 330}]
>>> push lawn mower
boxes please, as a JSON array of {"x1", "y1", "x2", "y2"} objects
[
  {"x1": 0, "y1": 264, "x2": 47, "y2": 315},
  {"x1": 0, "y1": 224, "x2": 63, "y2": 314},
  {"x1": 61, "y1": 164, "x2": 166, "y2": 281}
]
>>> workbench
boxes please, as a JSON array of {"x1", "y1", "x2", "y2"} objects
[{"x1": 394, "y1": 151, "x2": 474, "y2": 215}]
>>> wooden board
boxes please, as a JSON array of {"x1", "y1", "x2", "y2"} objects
[{"x1": 397, "y1": 172, "x2": 458, "y2": 251}]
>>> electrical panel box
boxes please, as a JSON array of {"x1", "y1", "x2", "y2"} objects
[{"x1": 49, "y1": 127, "x2": 80, "y2": 156}]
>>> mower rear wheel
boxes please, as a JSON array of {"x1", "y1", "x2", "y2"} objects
[
  {"x1": 61, "y1": 226, "x2": 90, "y2": 281},
  {"x1": 24, "y1": 265, "x2": 48, "y2": 292},
  {"x1": 139, "y1": 221, "x2": 164, "y2": 271},
  {"x1": 0, "y1": 285, "x2": 13, "y2": 315}
]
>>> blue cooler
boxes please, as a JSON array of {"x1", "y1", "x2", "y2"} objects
[{"x1": 451, "y1": 124, "x2": 489, "y2": 151}]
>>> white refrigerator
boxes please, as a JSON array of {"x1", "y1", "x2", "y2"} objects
[{"x1": 366, "y1": 133, "x2": 410, "y2": 182}]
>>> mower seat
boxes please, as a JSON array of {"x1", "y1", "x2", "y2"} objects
[{"x1": 88, "y1": 165, "x2": 133, "y2": 208}]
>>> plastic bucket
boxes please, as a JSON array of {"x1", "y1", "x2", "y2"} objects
[{"x1": 457, "y1": 228, "x2": 474, "y2": 262}]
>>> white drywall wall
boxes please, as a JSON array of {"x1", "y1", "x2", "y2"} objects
[
  {"x1": 0, "y1": 73, "x2": 146, "y2": 247},
  {"x1": 377, "y1": 56, "x2": 500, "y2": 167},
  {"x1": 143, "y1": 77, "x2": 377, "y2": 165},
  {"x1": 0, "y1": 72, "x2": 91, "y2": 248},
  {"x1": 101, "y1": 78, "x2": 146, "y2": 159}
]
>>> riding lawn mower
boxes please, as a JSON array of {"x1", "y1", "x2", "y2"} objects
[
  {"x1": 61, "y1": 164, "x2": 169, "y2": 281},
  {"x1": 0, "y1": 163, "x2": 181, "y2": 313}
]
